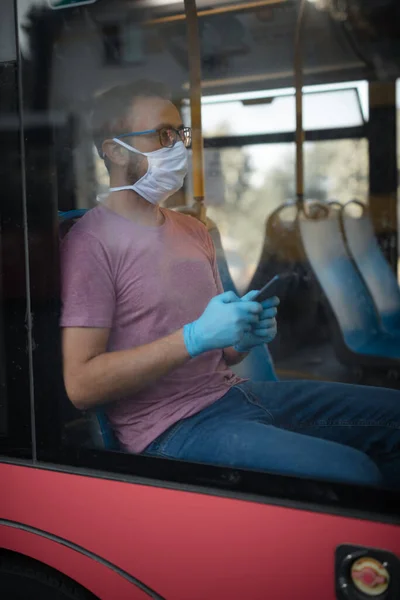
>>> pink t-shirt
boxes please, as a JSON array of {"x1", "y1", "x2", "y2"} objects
[{"x1": 60, "y1": 204, "x2": 239, "y2": 452}]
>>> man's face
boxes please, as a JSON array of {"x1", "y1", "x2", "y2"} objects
[{"x1": 105, "y1": 95, "x2": 184, "y2": 184}]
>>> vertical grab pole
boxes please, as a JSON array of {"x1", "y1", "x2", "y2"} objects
[
  {"x1": 184, "y1": 0, "x2": 206, "y2": 223},
  {"x1": 294, "y1": 0, "x2": 307, "y2": 207}
]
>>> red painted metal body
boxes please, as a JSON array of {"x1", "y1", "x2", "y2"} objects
[{"x1": 1, "y1": 462, "x2": 400, "y2": 599}]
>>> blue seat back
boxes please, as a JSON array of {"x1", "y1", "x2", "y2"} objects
[
  {"x1": 247, "y1": 201, "x2": 328, "y2": 358},
  {"x1": 298, "y1": 206, "x2": 382, "y2": 352},
  {"x1": 87, "y1": 408, "x2": 120, "y2": 451},
  {"x1": 208, "y1": 220, "x2": 278, "y2": 382},
  {"x1": 342, "y1": 201, "x2": 400, "y2": 332}
]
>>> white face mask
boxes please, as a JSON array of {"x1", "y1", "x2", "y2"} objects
[{"x1": 110, "y1": 138, "x2": 188, "y2": 205}]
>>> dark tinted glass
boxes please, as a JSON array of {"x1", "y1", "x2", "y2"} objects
[{"x1": 0, "y1": 1, "x2": 32, "y2": 457}]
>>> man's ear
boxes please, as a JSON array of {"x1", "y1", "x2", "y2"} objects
[{"x1": 102, "y1": 139, "x2": 129, "y2": 167}]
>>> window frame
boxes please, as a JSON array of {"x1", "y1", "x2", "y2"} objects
[
  {"x1": 203, "y1": 125, "x2": 366, "y2": 150},
  {"x1": 183, "y1": 86, "x2": 367, "y2": 143},
  {"x1": 0, "y1": 6, "x2": 32, "y2": 458}
]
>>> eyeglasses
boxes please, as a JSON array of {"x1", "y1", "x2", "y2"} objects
[{"x1": 116, "y1": 126, "x2": 192, "y2": 149}]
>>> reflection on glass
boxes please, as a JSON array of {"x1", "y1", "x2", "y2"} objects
[
  {"x1": 203, "y1": 144, "x2": 294, "y2": 293},
  {"x1": 194, "y1": 138, "x2": 368, "y2": 293},
  {"x1": 15, "y1": 0, "x2": 400, "y2": 493},
  {"x1": 304, "y1": 139, "x2": 368, "y2": 204}
]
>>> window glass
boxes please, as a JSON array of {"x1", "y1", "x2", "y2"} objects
[
  {"x1": 190, "y1": 143, "x2": 295, "y2": 293},
  {"x1": 17, "y1": 0, "x2": 400, "y2": 506},
  {"x1": 303, "y1": 139, "x2": 369, "y2": 204},
  {"x1": 190, "y1": 139, "x2": 368, "y2": 292}
]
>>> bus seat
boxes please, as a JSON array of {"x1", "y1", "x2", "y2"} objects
[
  {"x1": 87, "y1": 408, "x2": 120, "y2": 451},
  {"x1": 247, "y1": 202, "x2": 328, "y2": 360},
  {"x1": 341, "y1": 200, "x2": 400, "y2": 333},
  {"x1": 207, "y1": 219, "x2": 278, "y2": 382},
  {"x1": 59, "y1": 209, "x2": 121, "y2": 451},
  {"x1": 298, "y1": 205, "x2": 400, "y2": 369}
]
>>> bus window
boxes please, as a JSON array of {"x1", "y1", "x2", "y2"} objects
[
  {"x1": 17, "y1": 0, "x2": 400, "y2": 498},
  {"x1": 188, "y1": 142, "x2": 296, "y2": 293},
  {"x1": 303, "y1": 139, "x2": 368, "y2": 205},
  {"x1": 189, "y1": 85, "x2": 368, "y2": 292},
  {"x1": 192, "y1": 86, "x2": 365, "y2": 137},
  {"x1": 194, "y1": 137, "x2": 369, "y2": 294}
]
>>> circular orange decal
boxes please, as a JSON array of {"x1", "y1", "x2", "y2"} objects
[{"x1": 351, "y1": 557, "x2": 390, "y2": 596}]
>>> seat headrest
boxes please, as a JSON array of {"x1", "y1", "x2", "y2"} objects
[
  {"x1": 58, "y1": 209, "x2": 89, "y2": 240},
  {"x1": 342, "y1": 200, "x2": 400, "y2": 326},
  {"x1": 298, "y1": 206, "x2": 381, "y2": 345}
]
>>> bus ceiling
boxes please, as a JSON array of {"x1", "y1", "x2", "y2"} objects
[{"x1": 35, "y1": 0, "x2": 400, "y2": 103}]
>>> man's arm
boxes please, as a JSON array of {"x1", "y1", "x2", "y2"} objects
[
  {"x1": 60, "y1": 231, "x2": 189, "y2": 410},
  {"x1": 62, "y1": 326, "x2": 190, "y2": 410},
  {"x1": 63, "y1": 290, "x2": 261, "y2": 409},
  {"x1": 61, "y1": 228, "x2": 261, "y2": 410}
]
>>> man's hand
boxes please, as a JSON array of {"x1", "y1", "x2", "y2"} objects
[
  {"x1": 233, "y1": 290, "x2": 279, "y2": 353},
  {"x1": 183, "y1": 291, "x2": 262, "y2": 357}
]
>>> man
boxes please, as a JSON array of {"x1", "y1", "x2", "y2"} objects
[{"x1": 61, "y1": 80, "x2": 400, "y2": 490}]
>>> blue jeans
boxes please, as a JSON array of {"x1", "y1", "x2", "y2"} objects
[{"x1": 144, "y1": 380, "x2": 400, "y2": 489}]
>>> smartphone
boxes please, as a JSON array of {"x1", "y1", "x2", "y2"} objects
[{"x1": 252, "y1": 273, "x2": 296, "y2": 302}]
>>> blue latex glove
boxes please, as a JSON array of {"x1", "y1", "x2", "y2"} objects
[
  {"x1": 234, "y1": 290, "x2": 279, "y2": 352},
  {"x1": 183, "y1": 291, "x2": 262, "y2": 357}
]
